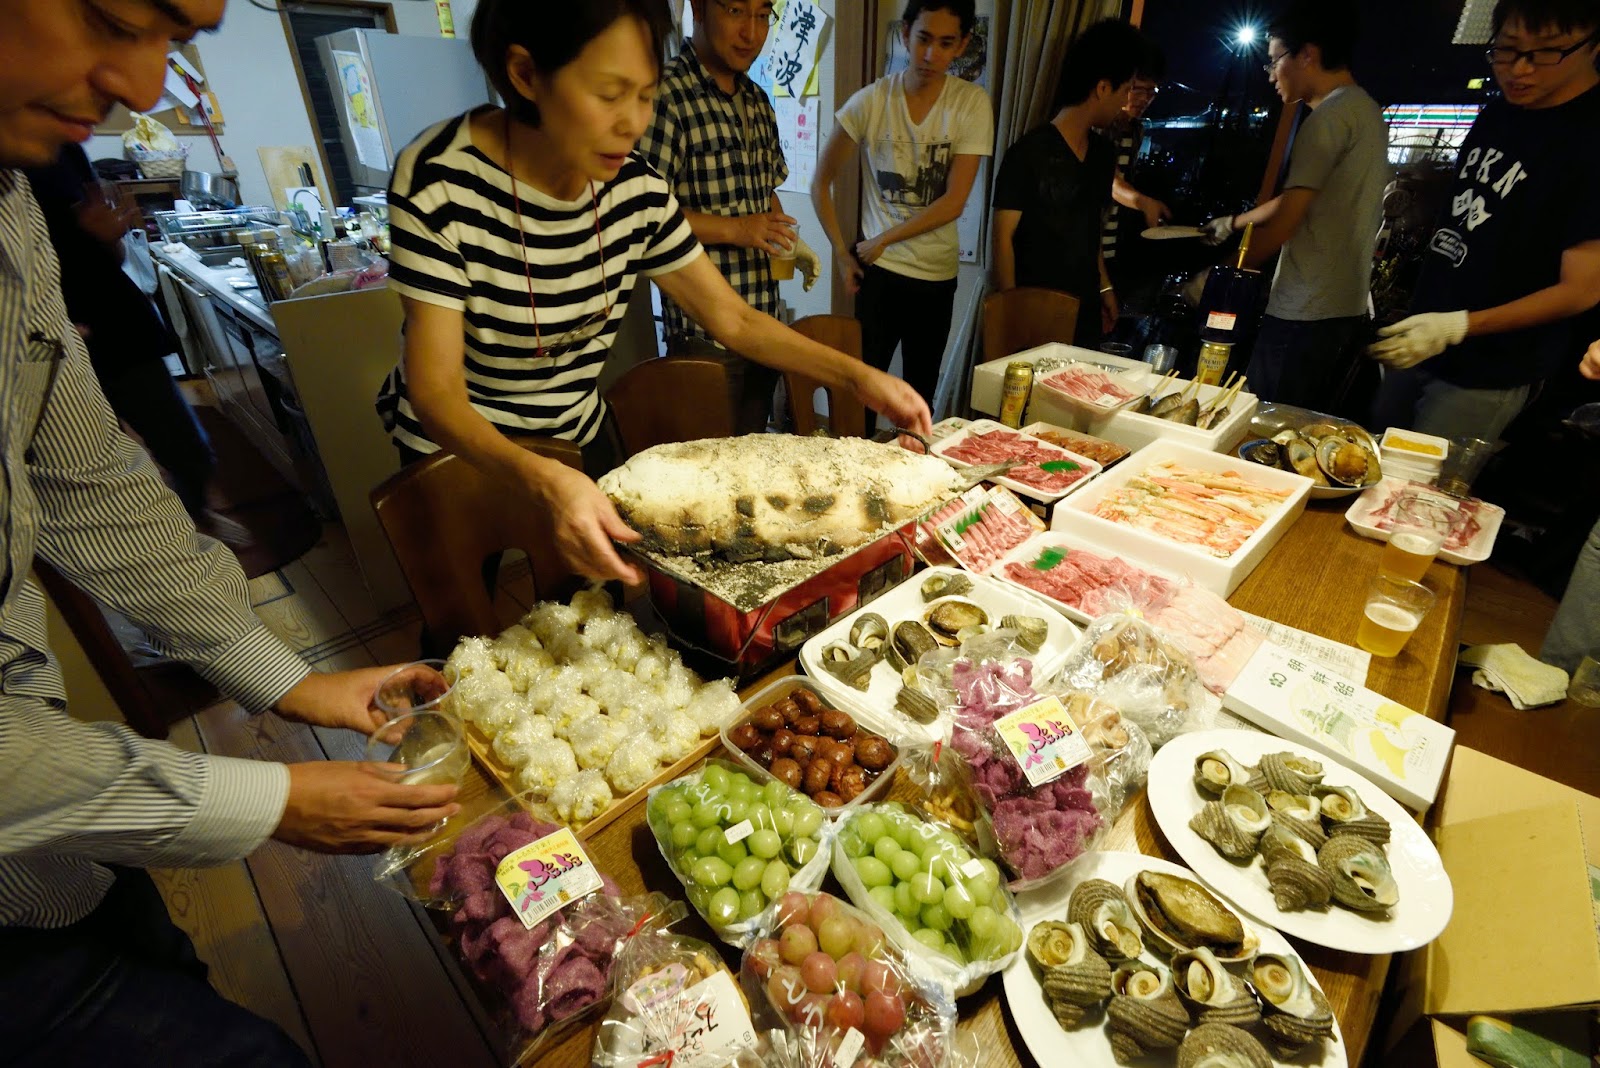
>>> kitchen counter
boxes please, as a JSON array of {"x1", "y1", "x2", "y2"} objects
[{"x1": 151, "y1": 243, "x2": 278, "y2": 336}]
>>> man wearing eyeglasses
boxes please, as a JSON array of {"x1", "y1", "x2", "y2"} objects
[
  {"x1": 1202, "y1": 2, "x2": 1389, "y2": 408},
  {"x1": 637, "y1": 0, "x2": 820, "y2": 433},
  {"x1": 1370, "y1": 0, "x2": 1600, "y2": 442},
  {"x1": 1101, "y1": 47, "x2": 1172, "y2": 302}
]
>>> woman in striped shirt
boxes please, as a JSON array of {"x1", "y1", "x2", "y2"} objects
[{"x1": 379, "y1": 0, "x2": 930, "y2": 584}]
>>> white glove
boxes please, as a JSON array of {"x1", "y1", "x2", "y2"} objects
[
  {"x1": 793, "y1": 237, "x2": 821, "y2": 292},
  {"x1": 1368, "y1": 310, "x2": 1469, "y2": 369},
  {"x1": 1201, "y1": 215, "x2": 1236, "y2": 246}
]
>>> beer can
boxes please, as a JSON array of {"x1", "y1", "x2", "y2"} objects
[
  {"x1": 999, "y1": 361, "x2": 1034, "y2": 428},
  {"x1": 1196, "y1": 341, "x2": 1231, "y2": 387}
]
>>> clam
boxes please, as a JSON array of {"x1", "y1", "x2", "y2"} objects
[
  {"x1": 1244, "y1": 440, "x2": 1285, "y2": 470},
  {"x1": 1298, "y1": 422, "x2": 1344, "y2": 440},
  {"x1": 1265, "y1": 856, "x2": 1335, "y2": 912},
  {"x1": 848, "y1": 612, "x2": 889, "y2": 654},
  {"x1": 1029, "y1": 921, "x2": 1112, "y2": 1030},
  {"x1": 1177, "y1": 1023, "x2": 1273, "y2": 1068},
  {"x1": 1319, "y1": 833, "x2": 1399, "y2": 913},
  {"x1": 1250, "y1": 953, "x2": 1335, "y2": 1055},
  {"x1": 1271, "y1": 429, "x2": 1300, "y2": 446},
  {"x1": 1172, "y1": 947, "x2": 1261, "y2": 1028},
  {"x1": 1316, "y1": 784, "x2": 1391, "y2": 846},
  {"x1": 1317, "y1": 436, "x2": 1376, "y2": 487},
  {"x1": 1265, "y1": 789, "x2": 1321, "y2": 824},
  {"x1": 1188, "y1": 785, "x2": 1271, "y2": 861},
  {"x1": 1193, "y1": 749, "x2": 1253, "y2": 796},
  {"x1": 926, "y1": 599, "x2": 988, "y2": 643},
  {"x1": 1106, "y1": 960, "x2": 1189, "y2": 1064},
  {"x1": 1250, "y1": 751, "x2": 1324, "y2": 795},
  {"x1": 818, "y1": 640, "x2": 876, "y2": 692},
  {"x1": 886, "y1": 619, "x2": 939, "y2": 672},
  {"x1": 920, "y1": 572, "x2": 972, "y2": 602},
  {"x1": 1282, "y1": 437, "x2": 1326, "y2": 484},
  {"x1": 1125, "y1": 870, "x2": 1257, "y2": 962},
  {"x1": 894, "y1": 685, "x2": 941, "y2": 724},
  {"x1": 999, "y1": 614, "x2": 1050, "y2": 654},
  {"x1": 1067, "y1": 879, "x2": 1144, "y2": 961}
]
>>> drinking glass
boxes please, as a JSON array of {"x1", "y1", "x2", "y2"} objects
[
  {"x1": 375, "y1": 659, "x2": 457, "y2": 720},
  {"x1": 1437, "y1": 436, "x2": 1494, "y2": 498},
  {"x1": 1356, "y1": 575, "x2": 1436, "y2": 658},
  {"x1": 1379, "y1": 492, "x2": 1452, "y2": 581},
  {"x1": 1098, "y1": 341, "x2": 1135, "y2": 360},
  {"x1": 1143, "y1": 343, "x2": 1178, "y2": 374},
  {"x1": 364, "y1": 710, "x2": 469, "y2": 787}
]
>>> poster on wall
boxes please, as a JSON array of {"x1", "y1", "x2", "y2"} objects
[
  {"x1": 758, "y1": 0, "x2": 829, "y2": 98},
  {"x1": 775, "y1": 95, "x2": 820, "y2": 194},
  {"x1": 882, "y1": 3, "x2": 995, "y2": 263},
  {"x1": 331, "y1": 49, "x2": 388, "y2": 170}
]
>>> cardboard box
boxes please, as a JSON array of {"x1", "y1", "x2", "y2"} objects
[{"x1": 1386, "y1": 747, "x2": 1600, "y2": 1065}]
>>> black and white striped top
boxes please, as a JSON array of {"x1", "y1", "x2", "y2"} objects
[
  {"x1": 377, "y1": 109, "x2": 703, "y2": 452},
  {"x1": 0, "y1": 172, "x2": 309, "y2": 929}
]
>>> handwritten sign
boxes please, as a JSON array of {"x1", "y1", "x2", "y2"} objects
[
  {"x1": 993, "y1": 696, "x2": 1093, "y2": 787},
  {"x1": 758, "y1": 0, "x2": 828, "y2": 99},
  {"x1": 494, "y1": 827, "x2": 603, "y2": 929},
  {"x1": 619, "y1": 969, "x2": 756, "y2": 1068}
]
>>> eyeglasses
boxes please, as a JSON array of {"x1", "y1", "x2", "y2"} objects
[
  {"x1": 712, "y1": 0, "x2": 778, "y2": 26},
  {"x1": 1484, "y1": 37, "x2": 1596, "y2": 67},
  {"x1": 1261, "y1": 52, "x2": 1290, "y2": 75}
]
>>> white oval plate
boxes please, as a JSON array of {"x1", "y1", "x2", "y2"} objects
[
  {"x1": 1003, "y1": 850, "x2": 1347, "y2": 1068},
  {"x1": 1148, "y1": 730, "x2": 1453, "y2": 954}
]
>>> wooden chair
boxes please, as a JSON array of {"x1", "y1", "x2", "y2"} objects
[
  {"x1": 981, "y1": 286, "x2": 1081, "y2": 364},
  {"x1": 605, "y1": 355, "x2": 736, "y2": 456},
  {"x1": 370, "y1": 436, "x2": 586, "y2": 655},
  {"x1": 786, "y1": 314, "x2": 868, "y2": 438}
]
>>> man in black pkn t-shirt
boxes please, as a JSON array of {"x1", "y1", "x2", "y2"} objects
[
  {"x1": 990, "y1": 20, "x2": 1153, "y2": 347},
  {"x1": 1371, "y1": 0, "x2": 1600, "y2": 442}
]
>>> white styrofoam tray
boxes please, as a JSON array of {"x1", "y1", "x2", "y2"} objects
[
  {"x1": 971, "y1": 343, "x2": 1258, "y2": 454},
  {"x1": 929, "y1": 418, "x2": 1103, "y2": 504},
  {"x1": 988, "y1": 529, "x2": 1186, "y2": 626},
  {"x1": 798, "y1": 566, "x2": 1079, "y2": 742},
  {"x1": 1344, "y1": 478, "x2": 1505, "y2": 566},
  {"x1": 1052, "y1": 439, "x2": 1313, "y2": 597}
]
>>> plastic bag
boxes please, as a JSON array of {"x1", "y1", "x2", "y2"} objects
[
  {"x1": 122, "y1": 113, "x2": 184, "y2": 160},
  {"x1": 1050, "y1": 608, "x2": 1209, "y2": 748},
  {"x1": 593, "y1": 922, "x2": 762, "y2": 1068},
  {"x1": 647, "y1": 758, "x2": 833, "y2": 948},
  {"x1": 831, "y1": 802, "x2": 1024, "y2": 999},
  {"x1": 741, "y1": 891, "x2": 974, "y2": 1068},
  {"x1": 1062, "y1": 694, "x2": 1154, "y2": 813},
  {"x1": 1135, "y1": 581, "x2": 1267, "y2": 695}
]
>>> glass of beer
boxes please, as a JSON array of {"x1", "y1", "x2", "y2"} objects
[
  {"x1": 1379, "y1": 493, "x2": 1452, "y2": 581},
  {"x1": 365, "y1": 709, "x2": 469, "y2": 788},
  {"x1": 1356, "y1": 575, "x2": 1436, "y2": 658},
  {"x1": 374, "y1": 659, "x2": 457, "y2": 721}
]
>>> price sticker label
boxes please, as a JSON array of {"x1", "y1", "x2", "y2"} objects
[
  {"x1": 1206, "y1": 311, "x2": 1239, "y2": 331},
  {"x1": 724, "y1": 819, "x2": 754, "y2": 845},
  {"x1": 494, "y1": 827, "x2": 604, "y2": 929},
  {"x1": 991, "y1": 488, "x2": 1021, "y2": 515},
  {"x1": 835, "y1": 1027, "x2": 866, "y2": 1068},
  {"x1": 960, "y1": 857, "x2": 987, "y2": 879},
  {"x1": 993, "y1": 696, "x2": 1093, "y2": 787}
]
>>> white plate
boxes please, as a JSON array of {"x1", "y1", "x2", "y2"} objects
[
  {"x1": 989, "y1": 529, "x2": 1185, "y2": 626},
  {"x1": 1003, "y1": 850, "x2": 1348, "y2": 1068},
  {"x1": 931, "y1": 418, "x2": 1104, "y2": 504},
  {"x1": 1147, "y1": 730, "x2": 1453, "y2": 954},
  {"x1": 798, "y1": 566, "x2": 1079, "y2": 742},
  {"x1": 1142, "y1": 225, "x2": 1207, "y2": 240},
  {"x1": 1343, "y1": 478, "x2": 1505, "y2": 566}
]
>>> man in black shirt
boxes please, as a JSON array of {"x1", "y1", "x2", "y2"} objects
[
  {"x1": 25, "y1": 145, "x2": 245, "y2": 543},
  {"x1": 991, "y1": 20, "x2": 1152, "y2": 347},
  {"x1": 1371, "y1": 0, "x2": 1600, "y2": 441}
]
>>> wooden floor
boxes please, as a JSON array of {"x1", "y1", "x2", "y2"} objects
[{"x1": 143, "y1": 556, "x2": 1596, "y2": 1068}]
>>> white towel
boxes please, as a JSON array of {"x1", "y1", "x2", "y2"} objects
[{"x1": 1458, "y1": 643, "x2": 1570, "y2": 710}]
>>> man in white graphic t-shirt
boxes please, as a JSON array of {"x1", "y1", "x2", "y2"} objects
[{"x1": 813, "y1": 0, "x2": 994, "y2": 409}]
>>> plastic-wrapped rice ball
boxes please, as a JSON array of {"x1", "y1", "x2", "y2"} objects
[
  {"x1": 586, "y1": 669, "x2": 635, "y2": 714},
  {"x1": 550, "y1": 768, "x2": 613, "y2": 825},
  {"x1": 631, "y1": 649, "x2": 668, "y2": 686},
  {"x1": 570, "y1": 586, "x2": 615, "y2": 623},
  {"x1": 526, "y1": 666, "x2": 584, "y2": 713},
  {"x1": 548, "y1": 694, "x2": 602, "y2": 740},
  {"x1": 491, "y1": 623, "x2": 539, "y2": 659},
  {"x1": 609, "y1": 631, "x2": 648, "y2": 673},
  {"x1": 452, "y1": 669, "x2": 516, "y2": 720},
  {"x1": 504, "y1": 647, "x2": 555, "y2": 694},
  {"x1": 445, "y1": 636, "x2": 497, "y2": 680},
  {"x1": 570, "y1": 650, "x2": 612, "y2": 692},
  {"x1": 605, "y1": 737, "x2": 665, "y2": 794},
  {"x1": 654, "y1": 711, "x2": 702, "y2": 763},
  {"x1": 513, "y1": 737, "x2": 578, "y2": 797},
  {"x1": 578, "y1": 612, "x2": 634, "y2": 656},
  {"x1": 492, "y1": 717, "x2": 548, "y2": 765},
  {"x1": 684, "y1": 679, "x2": 741, "y2": 737},
  {"x1": 523, "y1": 601, "x2": 581, "y2": 645},
  {"x1": 473, "y1": 693, "x2": 533, "y2": 734},
  {"x1": 568, "y1": 714, "x2": 624, "y2": 770},
  {"x1": 657, "y1": 660, "x2": 699, "y2": 711},
  {"x1": 546, "y1": 629, "x2": 588, "y2": 667}
]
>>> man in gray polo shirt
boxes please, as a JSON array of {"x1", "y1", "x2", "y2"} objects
[{"x1": 1202, "y1": 2, "x2": 1389, "y2": 407}]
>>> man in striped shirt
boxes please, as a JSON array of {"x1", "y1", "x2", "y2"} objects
[{"x1": 0, "y1": 3, "x2": 458, "y2": 1062}]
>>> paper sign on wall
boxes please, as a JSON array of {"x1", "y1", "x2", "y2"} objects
[
  {"x1": 759, "y1": 0, "x2": 828, "y2": 99},
  {"x1": 331, "y1": 49, "x2": 389, "y2": 170},
  {"x1": 776, "y1": 95, "x2": 819, "y2": 194}
]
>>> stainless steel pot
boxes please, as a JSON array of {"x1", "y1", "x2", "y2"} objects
[{"x1": 180, "y1": 170, "x2": 240, "y2": 209}]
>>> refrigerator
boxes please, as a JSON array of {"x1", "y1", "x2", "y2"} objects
[{"x1": 317, "y1": 29, "x2": 492, "y2": 193}]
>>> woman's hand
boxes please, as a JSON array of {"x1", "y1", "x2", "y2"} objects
[
  {"x1": 1582, "y1": 339, "x2": 1600, "y2": 380},
  {"x1": 530, "y1": 463, "x2": 643, "y2": 584},
  {"x1": 851, "y1": 366, "x2": 932, "y2": 437},
  {"x1": 1100, "y1": 288, "x2": 1120, "y2": 334}
]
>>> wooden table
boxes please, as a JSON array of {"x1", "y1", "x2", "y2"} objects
[{"x1": 463, "y1": 498, "x2": 1465, "y2": 1067}]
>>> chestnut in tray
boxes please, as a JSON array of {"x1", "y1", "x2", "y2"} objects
[{"x1": 726, "y1": 687, "x2": 895, "y2": 808}]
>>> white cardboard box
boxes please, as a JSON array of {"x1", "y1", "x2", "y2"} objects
[
  {"x1": 970, "y1": 343, "x2": 1258, "y2": 454},
  {"x1": 1051, "y1": 439, "x2": 1312, "y2": 597},
  {"x1": 1221, "y1": 642, "x2": 1454, "y2": 809}
]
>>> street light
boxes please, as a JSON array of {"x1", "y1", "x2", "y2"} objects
[{"x1": 1237, "y1": 25, "x2": 1258, "y2": 46}]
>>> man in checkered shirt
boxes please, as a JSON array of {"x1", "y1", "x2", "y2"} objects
[{"x1": 638, "y1": 0, "x2": 819, "y2": 433}]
